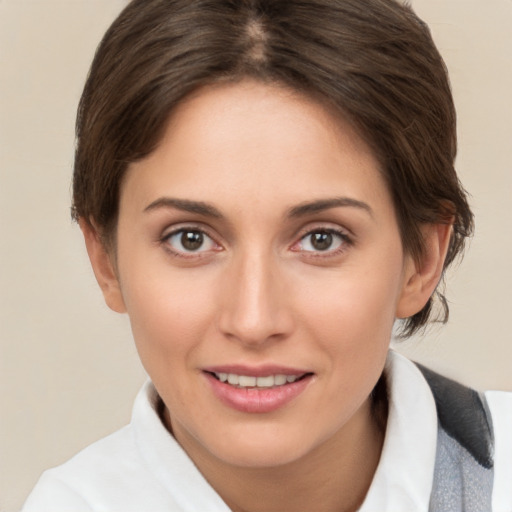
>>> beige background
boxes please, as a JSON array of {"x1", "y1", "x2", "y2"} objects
[{"x1": 0, "y1": 1, "x2": 511, "y2": 510}]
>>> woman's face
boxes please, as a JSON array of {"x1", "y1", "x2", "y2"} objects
[{"x1": 107, "y1": 80, "x2": 417, "y2": 468}]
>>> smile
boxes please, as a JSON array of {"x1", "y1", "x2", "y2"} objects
[
  {"x1": 204, "y1": 369, "x2": 314, "y2": 413},
  {"x1": 212, "y1": 372, "x2": 303, "y2": 388}
]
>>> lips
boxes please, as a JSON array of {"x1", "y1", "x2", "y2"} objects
[{"x1": 203, "y1": 366, "x2": 313, "y2": 413}]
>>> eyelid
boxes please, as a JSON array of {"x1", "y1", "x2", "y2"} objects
[
  {"x1": 290, "y1": 224, "x2": 353, "y2": 256},
  {"x1": 160, "y1": 223, "x2": 223, "y2": 257},
  {"x1": 161, "y1": 222, "x2": 208, "y2": 239}
]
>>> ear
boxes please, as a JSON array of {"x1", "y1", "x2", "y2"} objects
[
  {"x1": 79, "y1": 219, "x2": 127, "y2": 314},
  {"x1": 396, "y1": 222, "x2": 453, "y2": 319}
]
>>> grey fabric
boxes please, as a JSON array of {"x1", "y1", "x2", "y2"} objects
[
  {"x1": 429, "y1": 427, "x2": 494, "y2": 512},
  {"x1": 418, "y1": 364, "x2": 494, "y2": 468},
  {"x1": 416, "y1": 365, "x2": 495, "y2": 511}
]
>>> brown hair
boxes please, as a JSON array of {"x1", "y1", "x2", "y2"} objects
[{"x1": 72, "y1": 0, "x2": 474, "y2": 336}]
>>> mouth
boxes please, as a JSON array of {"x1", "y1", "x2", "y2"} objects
[
  {"x1": 203, "y1": 368, "x2": 314, "y2": 413},
  {"x1": 206, "y1": 371, "x2": 311, "y2": 389}
]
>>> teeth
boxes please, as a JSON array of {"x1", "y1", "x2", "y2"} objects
[
  {"x1": 275, "y1": 375, "x2": 287, "y2": 385},
  {"x1": 256, "y1": 375, "x2": 274, "y2": 387},
  {"x1": 214, "y1": 372, "x2": 302, "y2": 388},
  {"x1": 238, "y1": 375, "x2": 256, "y2": 387},
  {"x1": 227, "y1": 374, "x2": 239, "y2": 385}
]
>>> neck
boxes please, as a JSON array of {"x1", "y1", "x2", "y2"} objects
[{"x1": 168, "y1": 391, "x2": 386, "y2": 512}]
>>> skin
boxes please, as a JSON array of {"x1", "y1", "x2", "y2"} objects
[{"x1": 82, "y1": 80, "x2": 452, "y2": 512}]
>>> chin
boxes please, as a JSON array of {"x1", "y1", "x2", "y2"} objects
[
  {"x1": 200, "y1": 421, "x2": 330, "y2": 469},
  {"x1": 214, "y1": 441, "x2": 309, "y2": 469}
]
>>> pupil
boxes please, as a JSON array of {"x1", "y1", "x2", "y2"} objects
[
  {"x1": 181, "y1": 231, "x2": 203, "y2": 251},
  {"x1": 311, "y1": 232, "x2": 332, "y2": 251}
]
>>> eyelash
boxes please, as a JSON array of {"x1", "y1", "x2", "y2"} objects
[
  {"x1": 291, "y1": 227, "x2": 353, "y2": 257},
  {"x1": 159, "y1": 225, "x2": 353, "y2": 259},
  {"x1": 160, "y1": 225, "x2": 221, "y2": 259}
]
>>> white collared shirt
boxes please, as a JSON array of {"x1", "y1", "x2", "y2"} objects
[{"x1": 22, "y1": 351, "x2": 512, "y2": 511}]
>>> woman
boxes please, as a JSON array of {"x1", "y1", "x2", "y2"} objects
[{"x1": 23, "y1": 0, "x2": 512, "y2": 510}]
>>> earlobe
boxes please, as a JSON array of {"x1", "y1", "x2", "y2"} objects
[
  {"x1": 79, "y1": 219, "x2": 127, "y2": 314},
  {"x1": 396, "y1": 223, "x2": 453, "y2": 319}
]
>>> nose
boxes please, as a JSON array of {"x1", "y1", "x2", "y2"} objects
[{"x1": 217, "y1": 250, "x2": 294, "y2": 348}]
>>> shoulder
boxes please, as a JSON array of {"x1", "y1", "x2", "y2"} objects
[
  {"x1": 22, "y1": 382, "x2": 188, "y2": 512},
  {"x1": 22, "y1": 425, "x2": 150, "y2": 512},
  {"x1": 414, "y1": 361, "x2": 512, "y2": 512},
  {"x1": 383, "y1": 351, "x2": 512, "y2": 511}
]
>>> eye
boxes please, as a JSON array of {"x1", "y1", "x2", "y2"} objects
[
  {"x1": 163, "y1": 229, "x2": 217, "y2": 255},
  {"x1": 295, "y1": 229, "x2": 348, "y2": 253}
]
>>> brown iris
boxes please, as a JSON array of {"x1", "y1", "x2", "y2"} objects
[
  {"x1": 310, "y1": 232, "x2": 333, "y2": 251},
  {"x1": 181, "y1": 231, "x2": 204, "y2": 251}
]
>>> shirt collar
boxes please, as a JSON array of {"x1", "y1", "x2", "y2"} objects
[
  {"x1": 360, "y1": 350, "x2": 438, "y2": 511},
  {"x1": 132, "y1": 381, "x2": 231, "y2": 512}
]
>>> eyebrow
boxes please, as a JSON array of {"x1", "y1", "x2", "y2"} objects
[
  {"x1": 144, "y1": 197, "x2": 223, "y2": 218},
  {"x1": 287, "y1": 197, "x2": 373, "y2": 218},
  {"x1": 143, "y1": 196, "x2": 373, "y2": 219}
]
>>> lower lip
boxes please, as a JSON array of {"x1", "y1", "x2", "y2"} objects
[{"x1": 204, "y1": 373, "x2": 313, "y2": 413}]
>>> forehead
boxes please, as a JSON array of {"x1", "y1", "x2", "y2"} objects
[{"x1": 121, "y1": 80, "x2": 392, "y2": 219}]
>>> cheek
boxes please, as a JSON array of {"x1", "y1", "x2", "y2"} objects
[
  {"x1": 120, "y1": 265, "x2": 219, "y2": 369},
  {"x1": 299, "y1": 267, "x2": 402, "y2": 341},
  {"x1": 123, "y1": 272, "x2": 221, "y2": 413},
  {"x1": 299, "y1": 265, "x2": 401, "y2": 410}
]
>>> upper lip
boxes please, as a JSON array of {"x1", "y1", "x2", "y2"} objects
[{"x1": 202, "y1": 364, "x2": 312, "y2": 377}]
